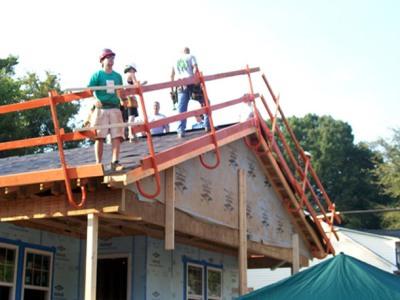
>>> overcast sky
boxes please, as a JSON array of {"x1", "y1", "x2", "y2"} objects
[{"x1": 1, "y1": 0, "x2": 399, "y2": 142}]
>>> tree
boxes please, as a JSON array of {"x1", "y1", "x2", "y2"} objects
[
  {"x1": 0, "y1": 56, "x2": 26, "y2": 155},
  {"x1": 371, "y1": 128, "x2": 400, "y2": 229},
  {"x1": 19, "y1": 71, "x2": 80, "y2": 141},
  {"x1": 0, "y1": 55, "x2": 80, "y2": 158},
  {"x1": 284, "y1": 114, "x2": 390, "y2": 229},
  {"x1": 372, "y1": 128, "x2": 400, "y2": 199}
]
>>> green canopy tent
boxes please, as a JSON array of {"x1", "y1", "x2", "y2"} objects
[{"x1": 238, "y1": 253, "x2": 400, "y2": 300}]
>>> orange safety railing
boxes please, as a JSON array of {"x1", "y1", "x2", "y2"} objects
[
  {"x1": 243, "y1": 65, "x2": 263, "y2": 150},
  {"x1": 250, "y1": 74, "x2": 342, "y2": 249},
  {"x1": 0, "y1": 67, "x2": 260, "y2": 203},
  {"x1": 133, "y1": 81, "x2": 161, "y2": 199},
  {"x1": 0, "y1": 90, "x2": 97, "y2": 208},
  {"x1": 255, "y1": 109, "x2": 337, "y2": 253},
  {"x1": 261, "y1": 74, "x2": 341, "y2": 224},
  {"x1": 0, "y1": 65, "x2": 341, "y2": 255},
  {"x1": 197, "y1": 70, "x2": 221, "y2": 170}
]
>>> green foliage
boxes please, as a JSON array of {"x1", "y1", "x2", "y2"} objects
[
  {"x1": 372, "y1": 128, "x2": 400, "y2": 199},
  {"x1": 284, "y1": 114, "x2": 392, "y2": 229},
  {"x1": 371, "y1": 128, "x2": 400, "y2": 229},
  {"x1": 0, "y1": 55, "x2": 19, "y2": 75},
  {"x1": 0, "y1": 56, "x2": 26, "y2": 156},
  {"x1": 380, "y1": 211, "x2": 400, "y2": 229},
  {"x1": 0, "y1": 55, "x2": 80, "y2": 158}
]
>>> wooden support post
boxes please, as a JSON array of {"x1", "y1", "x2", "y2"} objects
[
  {"x1": 85, "y1": 213, "x2": 99, "y2": 300},
  {"x1": 165, "y1": 167, "x2": 175, "y2": 250},
  {"x1": 238, "y1": 169, "x2": 248, "y2": 295},
  {"x1": 291, "y1": 233, "x2": 300, "y2": 275}
]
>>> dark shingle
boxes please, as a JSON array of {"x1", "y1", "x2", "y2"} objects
[{"x1": 0, "y1": 129, "x2": 207, "y2": 176}]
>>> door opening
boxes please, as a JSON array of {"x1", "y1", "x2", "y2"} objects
[{"x1": 96, "y1": 257, "x2": 128, "y2": 300}]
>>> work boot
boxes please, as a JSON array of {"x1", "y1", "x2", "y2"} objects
[{"x1": 111, "y1": 161, "x2": 124, "y2": 172}]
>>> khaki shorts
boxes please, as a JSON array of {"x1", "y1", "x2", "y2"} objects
[{"x1": 91, "y1": 108, "x2": 124, "y2": 139}]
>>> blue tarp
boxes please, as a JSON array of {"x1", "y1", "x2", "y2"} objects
[{"x1": 238, "y1": 253, "x2": 400, "y2": 300}]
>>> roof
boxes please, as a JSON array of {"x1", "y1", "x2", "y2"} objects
[
  {"x1": 0, "y1": 67, "x2": 341, "y2": 259},
  {"x1": 364, "y1": 229, "x2": 400, "y2": 239},
  {"x1": 336, "y1": 226, "x2": 400, "y2": 240},
  {"x1": 240, "y1": 253, "x2": 400, "y2": 300},
  {"x1": 0, "y1": 128, "x2": 208, "y2": 176},
  {"x1": 333, "y1": 227, "x2": 399, "y2": 272}
]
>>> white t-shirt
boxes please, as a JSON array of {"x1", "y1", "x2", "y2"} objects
[
  {"x1": 175, "y1": 54, "x2": 197, "y2": 79},
  {"x1": 239, "y1": 103, "x2": 254, "y2": 122},
  {"x1": 148, "y1": 113, "x2": 169, "y2": 135}
]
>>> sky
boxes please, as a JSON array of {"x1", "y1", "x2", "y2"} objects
[{"x1": 1, "y1": 0, "x2": 399, "y2": 142}]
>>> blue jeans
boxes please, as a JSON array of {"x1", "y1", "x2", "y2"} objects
[{"x1": 177, "y1": 85, "x2": 210, "y2": 134}]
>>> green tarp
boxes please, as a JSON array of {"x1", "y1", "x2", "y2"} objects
[{"x1": 238, "y1": 253, "x2": 400, "y2": 300}]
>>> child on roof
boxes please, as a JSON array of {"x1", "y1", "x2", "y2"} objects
[{"x1": 121, "y1": 63, "x2": 148, "y2": 142}]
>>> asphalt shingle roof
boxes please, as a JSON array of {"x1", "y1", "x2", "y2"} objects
[{"x1": 0, "y1": 129, "x2": 209, "y2": 177}]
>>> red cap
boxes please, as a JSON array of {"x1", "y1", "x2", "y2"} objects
[{"x1": 99, "y1": 48, "x2": 115, "y2": 62}]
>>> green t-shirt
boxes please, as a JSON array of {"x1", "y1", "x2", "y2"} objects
[{"x1": 88, "y1": 70, "x2": 123, "y2": 108}]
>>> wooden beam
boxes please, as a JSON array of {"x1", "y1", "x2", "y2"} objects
[
  {"x1": 165, "y1": 167, "x2": 175, "y2": 250},
  {"x1": 85, "y1": 213, "x2": 99, "y2": 300},
  {"x1": 51, "y1": 182, "x2": 62, "y2": 196},
  {"x1": 0, "y1": 188, "x2": 122, "y2": 221},
  {"x1": 14, "y1": 219, "x2": 84, "y2": 239},
  {"x1": 248, "y1": 257, "x2": 291, "y2": 269},
  {"x1": 140, "y1": 120, "x2": 255, "y2": 170},
  {"x1": 111, "y1": 220, "x2": 238, "y2": 256},
  {"x1": 0, "y1": 164, "x2": 104, "y2": 188},
  {"x1": 238, "y1": 169, "x2": 248, "y2": 296},
  {"x1": 98, "y1": 213, "x2": 142, "y2": 222},
  {"x1": 18, "y1": 216, "x2": 133, "y2": 240},
  {"x1": 0, "y1": 182, "x2": 57, "y2": 201},
  {"x1": 104, "y1": 122, "x2": 256, "y2": 185},
  {"x1": 60, "y1": 215, "x2": 127, "y2": 239},
  {"x1": 122, "y1": 190, "x2": 299, "y2": 264},
  {"x1": 98, "y1": 220, "x2": 129, "y2": 238},
  {"x1": 247, "y1": 240, "x2": 308, "y2": 267},
  {"x1": 3, "y1": 186, "x2": 18, "y2": 195},
  {"x1": 32, "y1": 218, "x2": 84, "y2": 233},
  {"x1": 291, "y1": 233, "x2": 300, "y2": 275}
]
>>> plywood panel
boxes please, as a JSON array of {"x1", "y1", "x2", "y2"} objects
[{"x1": 129, "y1": 139, "x2": 311, "y2": 258}]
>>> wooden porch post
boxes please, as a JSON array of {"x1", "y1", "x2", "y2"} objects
[
  {"x1": 238, "y1": 169, "x2": 248, "y2": 295},
  {"x1": 85, "y1": 213, "x2": 99, "y2": 300},
  {"x1": 291, "y1": 233, "x2": 300, "y2": 275},
  {"x1": 165, "y1": 167, "x2": 175, "y2": 250}
]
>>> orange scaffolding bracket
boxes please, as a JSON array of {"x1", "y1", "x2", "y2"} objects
[
  {"x1": 48, "y1": 90, "x2": 87, "y2": 208},
  {"x1": 262, "y1": 73, "x2": 342, "y2": 226},
  {"x1": 197, "y1": 71, "x2": 221, "y2": 170},
  {"x1": 134, "y1": 83, "x2": 162, "y2": 199},
  {"x1": 244, "y1": 65, "x2": 263, "y2": 150}
]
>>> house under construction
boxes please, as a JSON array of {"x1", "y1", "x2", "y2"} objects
[{"x1": 0, "y1": 67, "x2": 341, "y2": 299}]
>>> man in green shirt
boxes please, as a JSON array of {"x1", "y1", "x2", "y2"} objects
[{"x1": 88, "y1": 48, "x2": 124, "y2": 171}]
